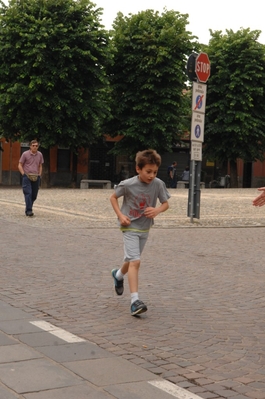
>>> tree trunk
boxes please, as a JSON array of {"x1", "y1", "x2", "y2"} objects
[
  {"x1": 40, "y1": 147, "x2": 50, "y2": 188},
  {"x1": 229, "y1": 159, "x2": 238, "y2": 188}
]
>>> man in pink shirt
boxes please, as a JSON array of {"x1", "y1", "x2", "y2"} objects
[{"x1": 18, "y1": 140, "x2": 44, "y2": 216}]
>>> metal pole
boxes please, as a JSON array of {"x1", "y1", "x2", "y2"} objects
[{"x1": 189, "y1": 159, "x2": 195, "y2": 223}]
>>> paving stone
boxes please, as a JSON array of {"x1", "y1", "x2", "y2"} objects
[
  {"x1": 0, "y1": 344, "x2": 42, "y2": 363},
  {"x1": 0, "y1": 385, "x2": 21, "y2": 399},
  {"x1": 0, "y1": 305, "x2": 32, "y2": 321},
  {"x1": 0, "y1": 358, "x2": 83, "y2": 394},
  {"x1": 36, "y1": 341, "x2": 114, "y2": 362},
  {"x1": 0, "y1": 331, "x2": 18, "y2": 346},
  {"x1": 23, "y1": 383, "x2": 114, "y2": 399},
  {"x1": 104, "y1": 381, "x2": 178, "y2": 399},
  {"x1": 64, "y1": 357, "x2": 157, "y2": 386},
  {"x1": 0, "y1": 319, "x2": 42, "y2": 335},
  {"x1": 16, "y1": 331, "x2": 68, "y2": 347}
]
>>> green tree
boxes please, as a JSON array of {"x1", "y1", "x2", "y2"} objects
[
  {"x1": 0, "y1": 0, "x2": 111, "y2": 184},
  {"x1": 204, "y1": 28, "x2": 265, "y2": 187},
  {"x1": 105, "y1": 9, "x2": 198, "y2": 156}
]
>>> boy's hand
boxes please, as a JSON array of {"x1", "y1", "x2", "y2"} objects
[
  {"x1": 144, "y1": 207, "x2": 158, "y2": 218},
  {"x1": 119, "y1": 214, "x2": 131, "y2": 226}
]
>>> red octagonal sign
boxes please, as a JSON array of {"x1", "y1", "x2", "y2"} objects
[{"x1": 195, "y1": 52, "x2": 211, "y2": 83}]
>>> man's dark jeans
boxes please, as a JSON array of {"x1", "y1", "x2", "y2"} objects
[
  {"x1": 170, "y1": 177, "x2": 177, "y2": 188},
  {"x1": 22, "y1": 175, "x2": 40, "y2": 215}
]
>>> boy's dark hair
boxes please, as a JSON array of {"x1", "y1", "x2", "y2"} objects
[{"x1": 135, "y1": 149, "x2": 161, "y2": 169}]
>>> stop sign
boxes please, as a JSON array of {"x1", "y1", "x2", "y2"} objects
[{"x1": 195, "y1": 52, "x2": 210, "y2": 83}]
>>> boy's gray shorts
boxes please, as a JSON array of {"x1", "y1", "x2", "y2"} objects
[{"x1": 122, "y1": 230, "x2": 149, "y2": 262}]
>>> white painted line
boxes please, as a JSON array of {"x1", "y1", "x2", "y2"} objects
[
  {"x1": 30, "y1": 320, "x2": 59, "y2": 332},
  {"x1": 30, "y1": 321, "x2": 86, "y2": 343},
  {"x1": 148, "y1": 380, "x2": 203, "y2": 399}
]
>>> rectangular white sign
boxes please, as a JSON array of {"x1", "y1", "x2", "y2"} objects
[
  {"x1": 190, "y1": 112, "x2": 205, "y2": 142},
  {"x1": 191, "y1": 142, "x2": 202, "y2": 161},
  {"x1": 192, "y1": 82, "x2": 207, "y2": 114}
]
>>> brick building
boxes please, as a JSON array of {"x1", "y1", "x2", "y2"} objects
[{"x1": 1, "y1": 137, "x2": 265, "y2": 188}]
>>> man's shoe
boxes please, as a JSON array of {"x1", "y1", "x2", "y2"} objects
[
  {"x1": 26, "y1": 212, "x2": 34, "y2": 217},
  {"x1": 111, "y1": 269, "x2": 124, "y2": 296},
  {"x1": 131, "y1": 300, "x2": 147, "y2": 316}
]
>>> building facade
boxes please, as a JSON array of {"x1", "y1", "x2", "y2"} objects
[{"x1": 1, "y1": 137, "x2": 265, "y2": 188}]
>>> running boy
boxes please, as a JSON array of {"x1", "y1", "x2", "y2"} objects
[{"x1": 110, "y1": 149, "x2": 170, "y2": 316}]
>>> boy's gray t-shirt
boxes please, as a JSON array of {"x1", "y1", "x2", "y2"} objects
[{"x1": 114, "y1": 175, "x2": 170, "y2": 231}]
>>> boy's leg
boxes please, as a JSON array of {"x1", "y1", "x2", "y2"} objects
[
  {"x1": 125, "y1": 232, "x2": 148, "y2": 316},
  {"x1": 128, "y1": 259, "x2": 147, "y2": 316},
  {"x1": 127, "y1": 259, "x2": 143, "y2": 310},
  {"x1": 113, "y1": 259, "x2": 141, "y2": 303},
  {"x1": 111, "y1": 261, "x2": 128, "y2": 296},
  {"x1": 127, "y1": 260, "x2": 140, "y2": 293},
  {"x1": 112, "y1": 231, "x2": 148, "y2": 315},
  {"x1": 120, "y1": 261, "x2": 129, "y2": 275}
]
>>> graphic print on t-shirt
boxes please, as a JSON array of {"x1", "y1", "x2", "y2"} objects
[{"x1": 129, "y1": 193, "x2": 151, "y2": 218}]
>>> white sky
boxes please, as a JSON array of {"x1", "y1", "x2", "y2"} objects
[{"x1": 96, "y1": 0, "x2": 265, "y2": 44}]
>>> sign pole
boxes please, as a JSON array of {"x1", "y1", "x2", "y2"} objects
[
  {"x1": 186, "y1": 52, "x2": 210, "y2": 223},
  {"x1": 189, "y1": 160, "x2": 195, "y2": 223}
]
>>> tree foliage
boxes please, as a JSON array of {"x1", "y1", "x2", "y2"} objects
[
  {"x1": 105, "y1": 9, "x2": 198, "y2": 156},
  {"x1": 0, "y1": 0, "x2": 111, "y2": 149},
  {"x1": 204, "y1": 28, "x2": 265, "y2": 185}
]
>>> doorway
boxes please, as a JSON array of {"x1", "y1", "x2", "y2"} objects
[{"x1": 243, "y1": 162, "x2": 252, "y2": 188}]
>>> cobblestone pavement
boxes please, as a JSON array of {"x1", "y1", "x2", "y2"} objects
[
  {"x1": 1, "y1": 186, "x2": 265, "y2": 228},
  {"x1": 1, "y1": 187, "x2": 265, "y2": 399}
]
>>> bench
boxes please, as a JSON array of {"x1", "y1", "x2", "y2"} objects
[
  {"x1": 80, "y1": 179, "x2": 112, "y2": 189},
  {"x1": 177, "y1": 181, "x2": 205, "y2": 189}
]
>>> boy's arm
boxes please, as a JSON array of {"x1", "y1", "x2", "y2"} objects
[
  {"x1": 110, "y1": 192, "x2": 131, "y2": 226},
  {"x1": 144, "y1": 201, "x2": 169, "y2": 219}
]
